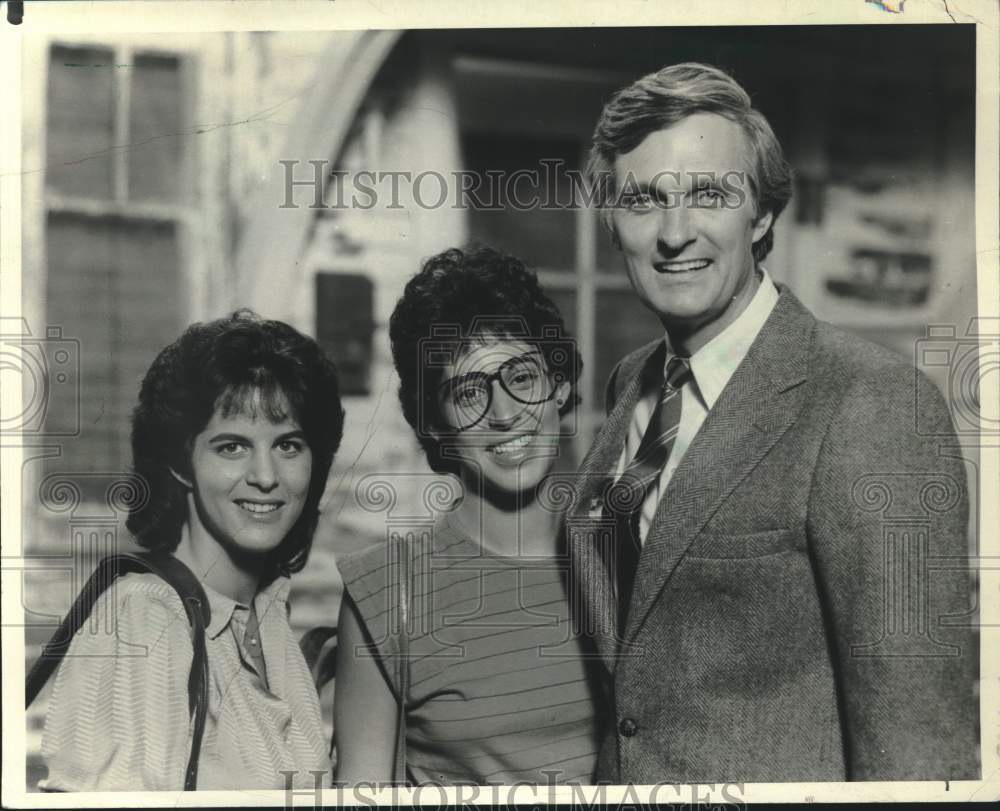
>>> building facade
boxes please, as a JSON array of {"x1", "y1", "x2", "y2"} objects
[{"x1": 20, "y1": 26, "x2": 979, "y2": 783}]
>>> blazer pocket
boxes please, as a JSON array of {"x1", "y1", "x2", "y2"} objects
[{"x1": 685, "y1": 526, "x2": 806, "y2": 560}]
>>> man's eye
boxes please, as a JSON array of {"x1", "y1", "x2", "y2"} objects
[
  {"x1": 694, "y1": 187, "x2": 724, "y2": 206},
  {"x1": 217, "y1": 442, "x2": 244, "y2": 456},
  {"x1": 277, "y1": 439, "x2": 305, "y2": 454},
  {"x1": 622, "y1": 192, "x2": 655, "y2": 212}
]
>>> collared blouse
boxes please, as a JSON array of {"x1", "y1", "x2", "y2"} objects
[{"x1": 39, "y1": 572, "x2": 331, "y2": 792}]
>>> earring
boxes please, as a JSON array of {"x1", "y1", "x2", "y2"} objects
[{"x1": 556, "y1": 398, "x2": 564, "y2": 406}]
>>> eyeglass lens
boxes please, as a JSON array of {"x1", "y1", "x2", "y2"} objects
[{"x1": 439, "y1": 353, "x2": 555, "y2": 430}]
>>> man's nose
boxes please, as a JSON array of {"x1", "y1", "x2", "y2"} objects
[
  {"x1": 246, "y1": 450, "x2": 279, "y2": 490},
  {"x1": 656, "y1": 203, "x2": 696, "y2": 254}
]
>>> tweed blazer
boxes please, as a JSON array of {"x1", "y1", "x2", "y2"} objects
[{"x1": 567, "y1": 287, "x2": 979, "y2": 783}]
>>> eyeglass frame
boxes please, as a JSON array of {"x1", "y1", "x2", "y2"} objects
[{"x1": 433, "y1": 349, "x2": 562, "y2": 432}]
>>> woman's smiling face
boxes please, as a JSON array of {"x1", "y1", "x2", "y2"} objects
[
  {"x1": 181, "y1": 389, "x2": 312, "y2": 560},
  {"x1": 434, "y1": 339, "x2": 568, "y2": 497}
]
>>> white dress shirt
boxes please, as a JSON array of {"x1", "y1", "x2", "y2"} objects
[{"x1": 613, "y1": 269, "x2": 780, "y2": 545}]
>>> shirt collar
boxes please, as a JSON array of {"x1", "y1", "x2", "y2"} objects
[
  {"x1": 204, "y1": 575, "x2": 291, "y2": 640},
  {"x1": 668, "y1": 267, "x2": 779, "y2": 411}
]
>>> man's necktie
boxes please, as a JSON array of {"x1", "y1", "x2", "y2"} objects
[{"x1": 607, "y1": 354, "x2": 693, "y2": 633}]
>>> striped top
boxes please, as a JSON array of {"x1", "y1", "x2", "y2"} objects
[
  {"x1": 337, "y1": 519, "x2": 605, "y2": 785},
  {"x1": 39, "y1": 572, "x2": 331, "y2": 791}
]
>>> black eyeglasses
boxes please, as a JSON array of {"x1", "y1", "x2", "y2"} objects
[{"x1": 436, "y1": 351, "x2": 560, "y2": 431}]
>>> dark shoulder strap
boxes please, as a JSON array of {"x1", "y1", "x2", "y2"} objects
[
  {"x1": 605, "y1": 359, "x2": 622, "y2": 417},
  {"x1": 299, "y1": 625, "x2": 337, "y2": 685},
  {"x1": 132, "y1": 553, "x2": 211, "y2": 791},
  {"x1": 393, "y1": 535, "x2": 409, "y2": 785},
  {"x1": 299, "y1": 624, "x2": 338, "y2": 759},
  {"x1": 25, "y1": 552, "x2": 211, "y2": 791}
]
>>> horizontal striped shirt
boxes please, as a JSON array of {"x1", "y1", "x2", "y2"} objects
[
  {"x1": 337, "y1": 519, "x2": 605, "y2": 785},
  {"x1": 39, "y1": 572, "x2": 331, "y2": 791}
]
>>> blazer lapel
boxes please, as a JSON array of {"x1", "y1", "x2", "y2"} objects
[
  {"x1": 622, "y1": 290, "x2": 816, "y2": 646},
  {"x1": 567, "y1": 339, "x2": 661, "y2": 669}
]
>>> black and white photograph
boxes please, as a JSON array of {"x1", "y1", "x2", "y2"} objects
[{"x1": 1, "y1": 1, "x2": 997, "y2": 806}]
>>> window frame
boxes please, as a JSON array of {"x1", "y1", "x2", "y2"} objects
[
  {"x1": 454, "y1": 55, "x2": 649, "y2": 461},
  {"x1": 43, "y1": 37, "x2": 200, "y2": 303},
  {"x1": 40, "y1": 39, "x2": 198, "y2": 476}
]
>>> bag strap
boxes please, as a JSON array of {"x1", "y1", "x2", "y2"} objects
[
  {"x1": 393, "y1": 534, "x2": 409, "y2": 786},
  {"x1": 298, "y1": 624, "x2": 338, "y2": 758},
  {"x1": 25, "y1": 552, "x2": 211, "y2": 791},
  {"x1": 299, "y1": 625, "x2": 338, "y2": 680}
]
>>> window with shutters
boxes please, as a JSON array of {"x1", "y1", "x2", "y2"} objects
[
  {"x1": 457, "y1": 58, "x2": 665, "y2": 466},
  {"x1": 43, "y1": 44, "x2": 191, "y2": 493},
  {"x1": 314, "y1": 273, "x2": 375, "y2": 396}
]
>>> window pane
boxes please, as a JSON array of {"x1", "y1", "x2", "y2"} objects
[
  {"x1": 463, "y1": 133, "x2": 581, "y2": 271},
  {"x1": 546, "y1": 289, "x2": 577, "y2": 334},
  {"x1": 548, "y1": 287, "x2": 663, "y2": 412},
  {"x1": 315, "y1": 272, "x2": 375, "y2": 395},
  {"x1": 44, "y1": 212, "x2": 181, "y2": 490},
  {"x1": 128, "y1": 54, "x2": 184, "y2": 202},
  {"x1": 595, "y1": 222, "x2": 625, "y2": 274},
  {"x1": 46, "y1": 45, "x2": 115, "y2": 198},
  {"x1": 542, "y1": 288, "x2": 583, "y2": 470},
  {"x1": 594, "y1": 291, "x2": 663, "y2": 400}
]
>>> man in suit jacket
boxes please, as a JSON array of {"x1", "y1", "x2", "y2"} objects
[{"x1": 567, "y1": 62, "x2": 979, "y2": 783}]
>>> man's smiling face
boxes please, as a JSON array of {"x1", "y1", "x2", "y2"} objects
[{"x1": 611, "y1": 112, "x2": 773, "y2": 353}]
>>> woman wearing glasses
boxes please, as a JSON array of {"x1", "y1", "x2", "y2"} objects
[{"x1": 333, "y1": 247, "x2": 604, "y2": 785}]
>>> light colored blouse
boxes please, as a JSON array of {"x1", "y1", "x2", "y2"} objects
[
  {"x1": 337, "y1": 519, "x2": 605, "y2": 785},
  {"x1": 40, "y1": 572, "x2": 331, "y2": 791}
]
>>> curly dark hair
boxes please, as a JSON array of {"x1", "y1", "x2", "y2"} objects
[
  {"x1": 126, "y1": 310, "x2": 345, "y2": 577},
  {"x1": 389, "y1": 246, "x2": 582, "y2": 475}
]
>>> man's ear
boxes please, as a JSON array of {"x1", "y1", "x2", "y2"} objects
[
  {"x1": 751, "y1": 208, "x2": 774, "y2": 244},
  {"x1": 605, "y1": 211, "x2": 622, "y2": 250},
  {"x1": 169, "y1": 467, "x2": 193, "y2": 489},
  {"x1": 609, "y1": 223, "x2": 621, "y2": 250}
]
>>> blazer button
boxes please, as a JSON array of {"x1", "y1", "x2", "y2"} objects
[{"x1": 618, "y1": 717, "x2": 638, "y2": 737}]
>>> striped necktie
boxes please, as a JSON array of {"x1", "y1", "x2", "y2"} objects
[{"x1": 607, "y1": 354, "x2": 693, "y2": 631}]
